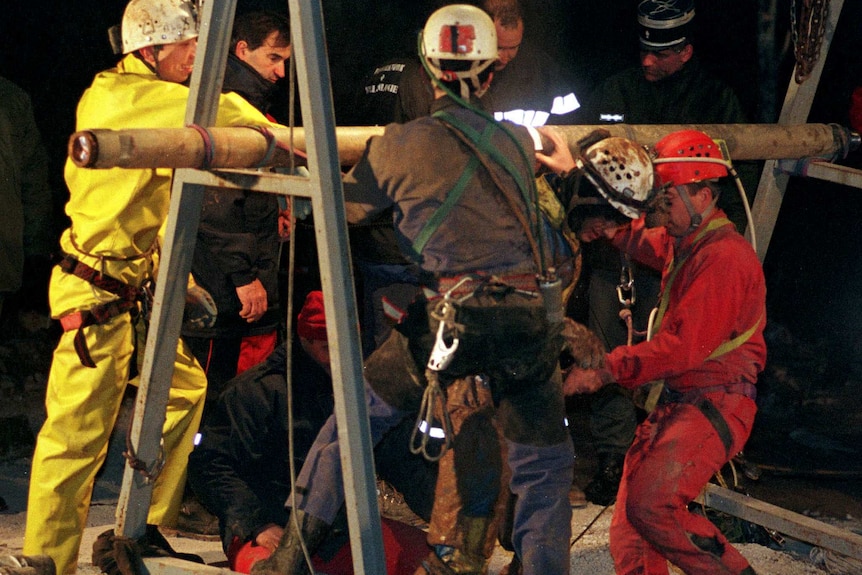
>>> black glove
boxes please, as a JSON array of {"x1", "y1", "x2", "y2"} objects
[
  {"x1": 575, "y1": 128, "x2": 612, "y2": 152},
  {"x1": 93, "y1": 526, "x2": 204, "y2": 575},
  {"x1": 92, "y1": 530, "x2": 142, "y2": 575}
]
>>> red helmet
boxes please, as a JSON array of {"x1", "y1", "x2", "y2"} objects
[{"x1": 652, "y1": 130, "x2": 728, "y2": 187}]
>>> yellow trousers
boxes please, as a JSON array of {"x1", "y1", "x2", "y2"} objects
[{"x1": 23, "y1": 313, "x2": 206, "y2": 575}]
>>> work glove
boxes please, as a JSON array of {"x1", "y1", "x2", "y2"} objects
[
  {"x1": 184, "y1": 283, "x2": 218, "y2": 330},
  {"x1": 0, "y1": 555, "x2": 56, "y2": 575},
  {"x1": 92, "y1": 530, "x2": 141, "y2": 575},
  {"x1": 93, "y1": 526, "x2": 204, "y2": 575},
  {"x1": 563, "y1": 366, "x2": 614, "y2": 395},
  {"x1": 561, "y1": 317, "x2": 606, "y2": 370},
  {"x1": 644, "y1": 188, "x2": 672, "y2": 229}
]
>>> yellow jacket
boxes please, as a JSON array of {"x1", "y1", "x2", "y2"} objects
[{"x1": 54, "y1": 54, "x2": 273, "y2": 316}]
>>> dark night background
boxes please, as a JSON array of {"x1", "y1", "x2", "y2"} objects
[{"x1": 2, "y1": 1, "x2": 862, "y2": 437}]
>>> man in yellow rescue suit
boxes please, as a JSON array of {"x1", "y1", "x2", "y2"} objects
[{"x1": 23, "y1": 1, "x2": 275, "y2": 573}]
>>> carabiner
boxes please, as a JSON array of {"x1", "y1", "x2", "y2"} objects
[{"x1": 427, "y1": 314, "x2": 459, "y2": 372}]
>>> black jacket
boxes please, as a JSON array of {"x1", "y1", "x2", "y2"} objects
[
  {"x1": 182, "y1": 54, "x2": 282, "y2": 339},
  {"x1": 187, "y1": 343, "x2": 438, "y2": 551},
  {"x1": 187, "y1": 344, "x2": 334, "y2": 549}
]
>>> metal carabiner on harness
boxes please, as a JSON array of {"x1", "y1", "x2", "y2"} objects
[
  {"x1": 411, "y1": 294, "x2": 464, "y2": 461},
  {"x1": 427, "y1": 302, "x2": 460, "y2": 371},
  {"x1": 617, "y1": 257, "x2": 636, "y2": 307}
]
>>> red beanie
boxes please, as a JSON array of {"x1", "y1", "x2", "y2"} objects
[{"x1": 297, "y1": 290, "x2": 327, "y2": 341}]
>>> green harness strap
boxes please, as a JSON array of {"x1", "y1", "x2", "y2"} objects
[
  {"x1": 411, "y1": 112, "x2": 539, "y2": 261},
  {"x1": 432, "y1": 111, "x2": 534, "y2": 208},
  {"x1": 410, "y1": 124, "x2": 490, "y2": 255},
  {"x1": 652, "y1": 218, "x2": 732, "y2": 332},
  {"x1": 643, "y1": 217, "x2": 762, "y2": 412}
]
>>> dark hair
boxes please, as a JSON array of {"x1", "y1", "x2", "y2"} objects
[
  {"x1": 676, "y1": 181, "x2": 718, "y2": 202},
  {"x1": 230, "y1": 11, "x2": 290, "y2": 52},
  {"x1": 482, "y1": 0, "x2": 522, "y2": 28}
]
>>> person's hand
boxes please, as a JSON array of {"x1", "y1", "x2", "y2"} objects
[
  {"x1": 236, "y1": 279, "x2": 268, "y2": 323},
  {"x1": 563, "y1": 367, "x2": 611, "y2": 395},
  {"x1": 254, "y1": 524, "x2": 283, "y2": 552},
  {"x1": 277, "y1": 207, "x2": 292, "y2": 240},
  {"x1": 535, "y1": 127, "x2": 577, "y2": 174},
  {"x1": 577, "y1": 216, "x2": 624, "y2": 243}
]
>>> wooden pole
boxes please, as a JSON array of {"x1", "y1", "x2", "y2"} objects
[{"x1": 68, "y1": 123, "x2": 853, "y2": 170}]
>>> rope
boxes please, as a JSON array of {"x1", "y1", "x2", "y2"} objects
[
  {"x1": 122, "y1": 403, "x2": 166, "y2": 484},
  {"x1": 791, "y1": 0, "x2": 830, "y2": 84},
  {"x1": 570, "y1": 504, "x2": 611, "y2": 548},
  {"x1": 187, "y1": 123, "x2": 215, "y2": 169},
  {"x1": 250, "y1": 125, "x2": 278, "y2": 168}
]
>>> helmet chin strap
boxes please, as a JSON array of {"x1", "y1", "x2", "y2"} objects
[
  {"x1": 676, "y1": 184, "x2": 717, "y2": 236},
  {"x1": 136, "y1": 47, "x2": 169, "y2": 81}
]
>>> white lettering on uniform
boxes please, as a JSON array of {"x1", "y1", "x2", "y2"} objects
[{"x1": 600, "y1": 113, "x2": 625, "y2": 122}]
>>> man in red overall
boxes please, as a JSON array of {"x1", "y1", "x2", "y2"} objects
[{"x1": 545, "y1": 128, "x2": 765, "y2": 575}]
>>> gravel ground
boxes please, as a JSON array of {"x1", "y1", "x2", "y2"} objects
[
  {"x1": 0, "y1": 484, "x2": 834, "y2": 575},
  {"x1": 1, "y1": 310, "x2": 858, "y2": 574},
  {"x1": 0, "y1": 449, "x2": 842, "y2": 575}
]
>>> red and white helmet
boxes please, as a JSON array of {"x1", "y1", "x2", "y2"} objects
[
  {"x1": 121, "y1": 0, "x2": 199, "y2": 54},
  {"x1": 421, "y1": 4, "x2": 498, "y2": 99},
  {"x1": 652, "y1": 130, "x2": 729, "y2": 188}
]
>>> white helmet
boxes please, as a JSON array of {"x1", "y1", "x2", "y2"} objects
[
  {"x1": 122, "y1": 0, "x2": 199, "y2": 54},
  {"x1": 577, "y1": 137, "x2": 655, "y2": 219},
  {"x1": 421, "y1": 4, "x2": 498, "y2": 99}
]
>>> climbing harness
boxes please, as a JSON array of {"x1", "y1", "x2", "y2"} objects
[
  {"x1": 57, "y1": 254, "x2": 153, "y2": 368},
  {"x1": 641, "y1": 217, "x2": 764, "y2": 413}
]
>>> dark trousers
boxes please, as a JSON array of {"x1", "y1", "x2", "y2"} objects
[{"x1": 587, "y1": 266, "x2": 660, "y2": 456}]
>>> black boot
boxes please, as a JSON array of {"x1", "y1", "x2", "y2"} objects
[
  {"x1": 584, "y1": 453, "x2": 624, "y2": 506},
  {"x1": 250, "y1": 510, "x2": 330, "y2": 575}
]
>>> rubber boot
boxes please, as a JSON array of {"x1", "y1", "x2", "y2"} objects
[
  {"x1": 446, "y1": 515, "x2": 491, "y2": 574},
  {"x1": 416, "y1": 515, "x2": 491, "y2": 575},
  {"x1": 584, "y1": 452, "x2": 624, "y2": 506},
  {"x1": 249, "y1": 510, "x2": 330, "y2": 575}
]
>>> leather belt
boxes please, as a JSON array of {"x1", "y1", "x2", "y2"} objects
[
  {"x1": 57, "y1": 253, "x2": 145, "y2": 368},
  {"x1": 428, "y1": 273, "x2": 539, "y2": 299}
]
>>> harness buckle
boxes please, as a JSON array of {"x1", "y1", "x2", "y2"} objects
[{"x1": 617, "y1": 266, "x2": 636, "y2": 306}]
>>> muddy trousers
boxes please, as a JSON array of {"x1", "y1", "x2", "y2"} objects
[
  {"x1": 24, "y1": 314, "x2": 207, "y2": 575},
  {"x1": 291, "y1": 386, "x2": 574, "y2": 575},
  {"x1": 609, "y1": 392, "x2": 757, "y2": 575}
]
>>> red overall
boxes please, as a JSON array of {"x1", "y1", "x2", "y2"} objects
[{"x1": 605, "y1": 213, "x2": 766, "y2": 574}]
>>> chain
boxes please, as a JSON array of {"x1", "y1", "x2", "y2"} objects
[{"x1": 791, "y1": 0, "x2": 830, "y2": 84}]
